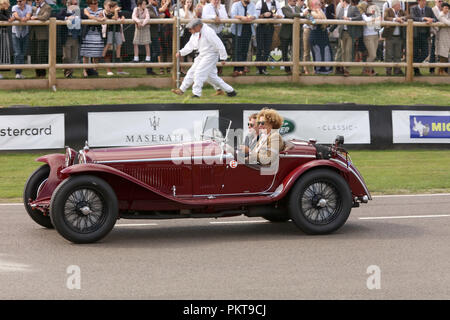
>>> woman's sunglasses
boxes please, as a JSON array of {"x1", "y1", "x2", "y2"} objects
[
  {"x1": 257, "y1": 121, "x2": 265, "y2": 126},
  {"x1": 248, "y1": 122, "x2": 254, "y2": 128}
]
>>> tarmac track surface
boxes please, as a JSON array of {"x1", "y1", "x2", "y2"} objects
[{"x1": 0, "y1": 194, "x2": 449, "y2": 299}]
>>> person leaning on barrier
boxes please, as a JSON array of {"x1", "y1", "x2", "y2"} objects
[
  {"x1": 11, "y1": 0, "x2": 32, "y2": 79},
  {"x1": 308, "y1": 0, "x2": 333, "y2": 74},
  {"x1": 437, "y1": 2, "x2": 450, "y2": 75},
  {"x1": 255, "y1": 0, "x2": 283, "y2": 75},
  {"x1": 80, "y1": 0, "x2": 106, "y2": 78},
  {"x1": 410, "y1": 0, "x2": 437, "y2": 76},
  {"x1": 178, "y1": 0, "x2": 195, "y2": 76},
  {"x1": 248, "y1": 108, "x2": 285, "y2": 168},
  {"x1": 332, "y1": 0, "x2": 363, "y2": 76},
  {"x1": 279, "y1": 0, "x2": 305, "y2": 74},
  {"x1": 0, "y1": 0, "x2": 13, "y2": 80},
  {"x1": 56, "y1": 0, "x2": 82, "y2": 78},
  {"x1": 202, "y1": 0, "x2": 229, "y2": 75},
  {"x1": 358, "y1": 1, "x2": 379, "y2": 76},
  {"x1": 230, "y1": 0, "x2": 256, "y2": 77},
  {"x1": 382, "y1": 0, "x2": 407, "y2": 76},
  {"x1": 146, "y1": 0, "x2": 163, "y2": 75},
  {"x1": 29, "y1": 0, "x2": 51, "y2": 78}
]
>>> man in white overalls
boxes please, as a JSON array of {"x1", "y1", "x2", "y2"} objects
[{"x1": 171, "y1": 19, "x2": 237, "y2": 98}]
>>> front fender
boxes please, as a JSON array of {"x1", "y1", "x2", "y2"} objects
[
  {"x1": 32, "y1": 154, "x2": 66, "y2": 202},
  {"x1": 271, "y1": 159, "x2": 371, "y2": 201},
  {"x1": 36, "y1": 154, "x2": 66, "y2": 168},
  {"x1": 60, "y1": 163, "x2": 183, "y2": 204}
]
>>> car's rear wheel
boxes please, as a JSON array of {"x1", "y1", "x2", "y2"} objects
[
  {"x1": 50, "y1": 175, "x2": 118, "y2": 244},
  {"x1": 23, "y1": 164, "x2": 53, "y2": 228},
  {"x1": 288, "y1": 169, "x2": 352, "y2": 234}
]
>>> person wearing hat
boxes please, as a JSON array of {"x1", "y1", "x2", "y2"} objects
[{"x1": 171, "y1": 19, "x2": 237, "y2": 98}]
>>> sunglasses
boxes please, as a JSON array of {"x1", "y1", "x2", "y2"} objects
[
  {"x1": 248, "y1": 122, "x2": 254, "y2": 128},
  {"x1": 257, "y1": 121, "x2": 265, "y2": 126}
]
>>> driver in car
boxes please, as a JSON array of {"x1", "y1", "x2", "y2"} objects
[
  {"x1": 248, "y1": 108, "x2": 285, "y2": 169},
  {"x1": 240, "y1": 113, "x2": 259, "y2": 156}
]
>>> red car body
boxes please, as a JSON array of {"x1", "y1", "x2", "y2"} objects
[
  {"x1": 30, "y1": 140, "x2": 369, "y2": 213},
  {"x1": 25, "y1": 131, "x2": 371, "y2": 243}
]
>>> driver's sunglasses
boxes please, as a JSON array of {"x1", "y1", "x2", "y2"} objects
[
  {"x1": 257, "y1": 121, "x2": 265, "y2": 126},
  {"x1": 248, "y1": 122, "x2": 254, "y2": 128}
]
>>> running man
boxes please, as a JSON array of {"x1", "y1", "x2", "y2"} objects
[{"x1": 171, "y1": 19, "x2": 237, "y2": 98}]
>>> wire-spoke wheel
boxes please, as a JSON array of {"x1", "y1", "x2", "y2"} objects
[
  {"x1": 300, "y1": 181, "x2": 341, "y2": 225},
  {"x1": 23, "y1": 165, "x2": 53, "y2": 228},
  {"x1": 50, "y1": 175, "x2": 118, "y2": 243},
  {"x1": 63, "y1": 188, "x2": 107, "y2": 234},
  {"x1": 289, "y1": 169, "x2": 352, "y2": 235}
]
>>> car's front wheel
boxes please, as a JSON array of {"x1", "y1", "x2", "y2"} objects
[
  {"x1": 50, "y1": 175, "x2": 118, "y2": 244},
  {"x1": 288, "y1": 169, "x2": 352, "y2": 235}
]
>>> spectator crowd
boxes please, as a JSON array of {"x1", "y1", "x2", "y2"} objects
[{"x1": 0, "y1": 0, "x2": 449, "y2": 79}]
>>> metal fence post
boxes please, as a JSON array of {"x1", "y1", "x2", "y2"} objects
[
  {"x1": 48, "y1": 17, "x2": 57, "y2": 89},
  {"x1": 406, "y1": 19, "x2": 414, "y2": 82},
  {"x1": 172, "y1": 17, "x2": 178, "y2": 88},
  {"x1": 292, "y1": 17, "x2": 300, "y2": 83}
]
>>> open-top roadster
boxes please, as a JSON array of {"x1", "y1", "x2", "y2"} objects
[{"x1": 24, "y1": 117, "x2": 371, "y2": 243}]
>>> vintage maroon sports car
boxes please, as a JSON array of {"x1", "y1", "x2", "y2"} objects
[{"x1": 24, "y1": 117, "x2": 371, "y2": 243}]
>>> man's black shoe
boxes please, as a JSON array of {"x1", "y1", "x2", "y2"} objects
[
  {"x1": 191, "y1": 95, "x2": 200, "y2": 98},
  {"x1": 227, "y1": 90, "x2": 237, "y2": 97},
  {"x1": 147, "y1": 70, "x2": 156, "y2": 75}
]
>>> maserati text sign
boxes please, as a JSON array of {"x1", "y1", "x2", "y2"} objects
[
  {"x1": 392, "y1": 110, "x2": 450, "y2": 143},
  {"x1": 243, "y1": 110, "x2": 371, "y2": 144},
  {"x1": 88, "y1": 110, "x2": 219, "y2": 147},
  {"x1": 0, "y1": 114, "x2": 65, "y2": 150}
]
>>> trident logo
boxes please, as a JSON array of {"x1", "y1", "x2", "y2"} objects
[{"x1": 149, "y1": 116, "x2": 160, "y2": 130}]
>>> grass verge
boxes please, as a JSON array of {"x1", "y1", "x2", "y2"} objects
[
  {"x1": 1, "y1": 82, "x2": 450, "y2": 107},
  {"x1": 0, "y1": 149, "x2": 449, "y2": 202}
]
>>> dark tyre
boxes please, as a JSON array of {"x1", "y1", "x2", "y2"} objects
[
  {"x1": 49, "y1": 175, "x2": 118, "y2": 244},
  {"x1": 23, "y1": 164, "x2": 53, "y2": 228},
  {"x1": 288, "y1": 169, "x2": 352, "y2": 235}
]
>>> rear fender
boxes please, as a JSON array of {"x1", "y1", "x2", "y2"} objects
[{"x1": 270, "y1": 160, "x2": 370, "y2": 201}]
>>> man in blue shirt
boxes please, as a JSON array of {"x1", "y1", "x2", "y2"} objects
[
  {"x1": 230, "y1": 0, "x2": 256, "y2": 77},
  {"x1": 11, "y1": 0, "x2": 32, "y2": 79}
]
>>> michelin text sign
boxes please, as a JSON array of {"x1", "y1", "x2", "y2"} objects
[
  {"x1": 88, "y1": 110, "x2": 219, "y2": 147},
  {"x1": 244, "y1": 110, "x2": 371, "y2": 144},
  {"x1": 0, "y1": 114, "x2": 65, "y2": 150},
  {"x1": 392, "y1": 111, "x2": 450, "y2": 143}
]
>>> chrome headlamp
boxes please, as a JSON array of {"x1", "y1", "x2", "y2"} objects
[{"x1": 65, "y1": 147, "x2": 77, "y2": 167}]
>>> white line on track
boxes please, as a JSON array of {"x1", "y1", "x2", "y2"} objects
[
  {"x1": 373, "y1": 193, "x2": 450, "y2": 198},
  {"x1": 359, "y1": 214, "x2": 450, "y2": 220},
  {"x1": 115, "y1": 223, "x2": 158, "y2": 227},
  {"x1": 209, "y1": 220, "x2": 268, "y2": 225},
  {"x1": 0, "y1": 203, "x2": 23, "y2": 206}
]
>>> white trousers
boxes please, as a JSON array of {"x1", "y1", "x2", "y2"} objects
[{"x1": 180, "y1": 54, "x2": 234, "y2": 97}]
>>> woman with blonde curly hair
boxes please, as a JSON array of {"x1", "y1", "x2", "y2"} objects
[{"x1": 249, "y1": 108, "x2": 285, "y2": 167}]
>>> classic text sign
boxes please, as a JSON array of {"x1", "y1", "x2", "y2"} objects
[{"x1": 243, "y1": 110, "x2": 371, "y2": 144}]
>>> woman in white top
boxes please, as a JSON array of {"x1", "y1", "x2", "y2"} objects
[
  {"x1": 358, "y1": 1, "x2": 379, "y2": 76},
  {"x1": 179, "y1": 0, "x2": 195, "y2": 74}
]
